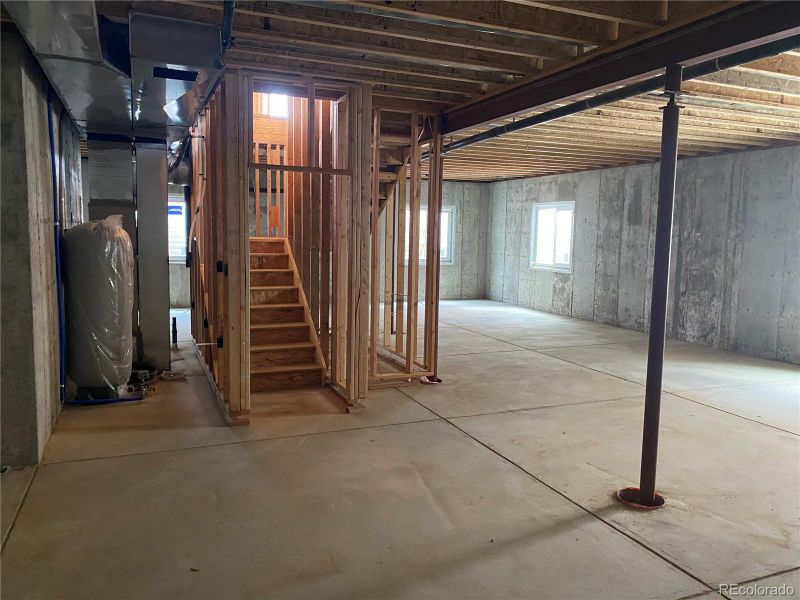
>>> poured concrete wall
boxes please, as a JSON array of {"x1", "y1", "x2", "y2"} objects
[
  {"x1": 487, "y1": 145, "x2": 800, "y2": 364},
  {"x1": 1, "y1": 29, "x2": 83, "y2": 466},
  {"x1": 380, "y1": 180, "x2": 489, "y2": 302},
  {"x1": 169, "y1": 263, "x2": 190, "y2": 308},
  {"x1": 419, "y1": 180, "x2": 490, "y2": 300}
]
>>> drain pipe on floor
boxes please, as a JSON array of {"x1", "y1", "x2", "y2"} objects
[{"x1": 47, "y1": 86, "x2": 66, "y2": 404}]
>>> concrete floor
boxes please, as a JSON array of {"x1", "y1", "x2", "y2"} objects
[{"x1": 2, "y1": 301, "x2": 798, "y2": 599}]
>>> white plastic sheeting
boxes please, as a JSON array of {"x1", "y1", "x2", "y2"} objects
[{"x1": 63, "y1": 216, "x2": 134, "y2": 391}]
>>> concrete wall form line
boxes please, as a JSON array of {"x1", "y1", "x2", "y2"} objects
[
  {"x1": 382, "y1": 180, "x2": 490, "y2": 302},
  {"x1": 485, "y1": 144, "x2": 800, "y2": 365},
  {"x1": 1, "y1": 29, "x2": 84, "y2": 466}
]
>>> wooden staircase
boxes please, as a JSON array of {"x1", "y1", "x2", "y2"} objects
[
  {"x1": 377, "y1": 117, "x2": 414, "y2": 216},
  {"x1": 249, "y1": 237, "x2": 326, "y2": 392}
]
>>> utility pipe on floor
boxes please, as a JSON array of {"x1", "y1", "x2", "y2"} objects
[{"x1": 618, "y1": 64, "x2": 683, "y2": 509}]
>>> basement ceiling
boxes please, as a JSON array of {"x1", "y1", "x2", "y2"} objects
[
  {"x1": 439, "y1": 51, "x2": 800, "y2": 180},
  {"x1": 97, "y1": 1, "x2": 800, "y2": 181}
]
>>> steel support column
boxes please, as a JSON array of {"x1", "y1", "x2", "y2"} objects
[{"x1": 618, "y1": 64, "x2": 683, "y2": 509}]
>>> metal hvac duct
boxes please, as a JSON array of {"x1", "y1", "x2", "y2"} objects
[
  {"x1": 5, "y1": 1, "x2": 225, "y2": 160},
  {"x1": 129, "y1": 12, "x2": 220, "y2": 150},
  {"x1": 4, "y1": 1, "x2": 132, "y2": 135}
]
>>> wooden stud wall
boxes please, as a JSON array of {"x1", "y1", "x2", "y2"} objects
[
  {"x1": 346, "y1": 84, "x2": 374, "y2": 403},
  {"x1": 191, "y1": 73, "x2": 444, "y2": 417},
  {"x1": 331, "y1": 97, "x2": 349, "y2": 388},
  {"x1": 248, "y1": 82, "x2": 377, "y2": 408},
  {"x1": 369, "y1": 113, "x2": 444, "y2": 384},
  {"x1": 405, "y1": 113, "x2": 422, "y2": 374},
  {"x1": 189, "y1": 71, "x2": 252, "y2": 423}
]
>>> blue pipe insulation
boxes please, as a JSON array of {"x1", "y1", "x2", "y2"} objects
[{"x1": 46, "y1": 86, "x2": 66, "y2": 404}]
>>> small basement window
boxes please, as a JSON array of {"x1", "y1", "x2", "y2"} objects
[
  {"x1": 405, "y1": 207, "x2": 455, "y2": 265},
  {"x1": 256, "y1": 93, "x2": 288, "y2": 118},
  {"x1": 530, "y1": 202, "x2": 574, "y2": 272},
  {"x1": 168, "y1": 195, "x2": 187, "y2": 264}
]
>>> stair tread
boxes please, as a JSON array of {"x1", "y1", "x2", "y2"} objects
[
  {"x1": 251, "y1": 303, "x2": 303, "y2": 309},
  {"x1": 252, "y1": 363, "x2": 322, "y2": 374},
  {"x1": 250, "y1": 322, "x2": 307, "y2": 330},
  {"x1": 248, "y1": 238, "x2": 323, "y2": 391},
  {"x1": 252, "y1": 341, "x2": 315, "y2": 351}
]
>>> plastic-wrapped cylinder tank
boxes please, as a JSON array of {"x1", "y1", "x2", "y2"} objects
[{"x1": 63, "y1": 216, "x2": 134, "y2": 393}]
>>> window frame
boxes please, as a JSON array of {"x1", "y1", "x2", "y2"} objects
[
  {"x1": 404, "y1": 206, "x2": 456, "y2": 266},
  {"x1": 437, "y1": 206, "x2": 456, "y2": 265},
  {"x1": 256, "y1": 93, "x2": 288, "y2": 119},
  {"x1": 167, "y1": 195, "x2": 188, "y2": 265},
  {"x1": 529, "y1": 201, "x2": 575, "y2": 273}
]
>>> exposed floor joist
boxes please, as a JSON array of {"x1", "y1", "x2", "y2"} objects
[
  {"x1": 97, "y1": 1, "x2": 800, "y2": 181},
  {"x1": 438, "y1": 69, "x2": 800, "y2": 181}
]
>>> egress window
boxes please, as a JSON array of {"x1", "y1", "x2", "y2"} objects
[
  {"x1": 405, "y1": 207, "x2": 455, "y2": 264},
  {"x1": 530, "y1": 202, "x2": 574, "y2": 271},
  {"x1": 256, "y1": 93, "x2": 288, "y2": 118},
  {"x1": 168, "y1": 195, "x2": 187, "y2": 264}
]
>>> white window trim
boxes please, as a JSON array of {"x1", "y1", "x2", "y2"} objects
[
  {"x1": 168, "y1": 197, "x2": 188, "y2": 264},
  {"x1": 438, "y1": 206, "x2": 456, "y2": 265},
  {"x1": 256, "y1": 93, "x2": 288, "y2": 119},
  {"x1": 404, "y1": 206, "x2": 456, "y2": 266},
  {"x1": 530, "y1": 201, "x2": 574, "y2": 273}
]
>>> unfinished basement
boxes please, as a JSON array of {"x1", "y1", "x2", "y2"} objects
[{"x1": 1, "y1": 1, "x2": 799, "y2": 599}]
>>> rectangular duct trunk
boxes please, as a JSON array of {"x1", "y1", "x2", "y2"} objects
[
  {"x1": 87, "y1": 139, "x2": 170, "y2": 371},
  {"x1": 135, "y1": 141, "x2": 170, "y2": 370}
]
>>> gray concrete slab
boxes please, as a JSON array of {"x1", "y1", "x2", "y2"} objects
[
  {"x1": 401, "y1": 349, "x2": 644, "y2": 418},
  {"x1": 438, "y1": 299, "x2": 570, "y2": 327},
  {"x1": 538, "y1": 340, "x2": 800, "y2": 393},
  {"x1": 436, "y1": 325, "x2": 522, "y2": 356},
  {"x1": 454, "y1": 394, "x2": 800, "y2": 586},
  {"x1": 8, "y1": 300, "x2": 798, "y2": 598},
  {"x1": 676, "y1": 380, "x2": 800, "y2": 435},
  {"x1": 1, "y1": 465, "x2": 35, "y2": 545},
  {"x1": 728, "y1": 569, "x2": 800, "y2": 599},
  {"x1": 43, "y1": 346, "x2": 436, "y2": 464},
  {"x1": 3, "y1": 421, "x2": 705, "y2": 600},
  {"x1": 462, "y1": 319, "x2": 646, "y2": 350}
]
